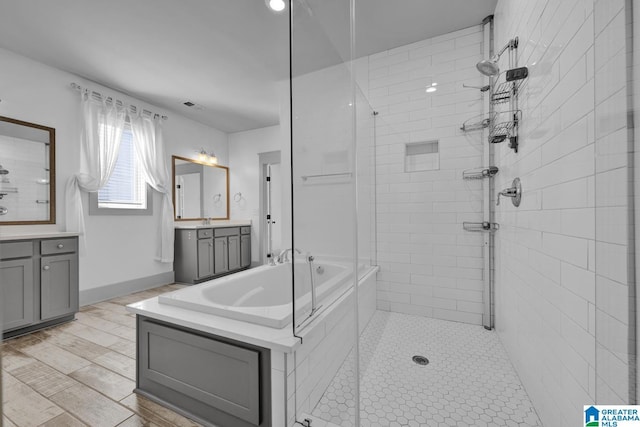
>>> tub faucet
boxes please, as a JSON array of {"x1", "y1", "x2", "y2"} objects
[{"x1": 278, "y1": 248, "x2": 301, "y2": 263}]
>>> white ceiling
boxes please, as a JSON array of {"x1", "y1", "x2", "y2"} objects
[{"x1": 0, "y1": 0, "x2": 496, "y2": 133}]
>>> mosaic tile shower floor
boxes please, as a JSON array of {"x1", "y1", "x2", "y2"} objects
[{"x1": 311, "y1": 311, "x2": 542, "y2": 427}]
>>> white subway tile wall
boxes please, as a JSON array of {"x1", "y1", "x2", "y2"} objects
[
  {"x1": 494, "y1": 0, "x2": 631, "y2": 426},
  {"x1": 368, "y1": 26, "x2": 487, "y2": 325}
]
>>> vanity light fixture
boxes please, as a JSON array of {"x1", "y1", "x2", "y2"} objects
[
  {"x1": 198, "y1": 148, "x2": 208, "y2": 162},
  {"x1": 208, "y1": 152, "x2": 218, "y2": 165},
  {"x1": 267, "y1": 0, "x2": 285, "y2": 12},
  {"x1": 198, "y1": 148, "x2": 218, "y2": 165}
]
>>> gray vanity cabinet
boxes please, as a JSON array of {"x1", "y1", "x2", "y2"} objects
[
  {"x1": 0, "y1": 257, "x2": 34, "y2": 331},
  {"x1": 175, "y1": 226, "x2": 251, "y2": 284},
  {"x1": 228, "y1": 235, "x2": 240, "y2": 271},
  {"x1": 214, "y1": 237, "x2": 228, "y2": 274},
  {"x1": 197, "y1": 238, "x2": 214, "y2": 279},
  {"x1": 240, "y1": 228, "x2": 251, "y2": 268},
  {"x1": 41, "y1": 253, "x2": 79, "y2": 321},
  {"x1": 214, "y1": 227, "x2": 241, "y2": 274},
  {"x1": 1, "y1": 236, "x2": 79, "y2": 338}
]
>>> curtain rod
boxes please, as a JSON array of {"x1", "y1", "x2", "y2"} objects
[{"x1": 70, "y1": 82, "x2": 168, "y2": 120}]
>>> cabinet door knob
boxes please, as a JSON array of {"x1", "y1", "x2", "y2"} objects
[
  {"x1": 43, "y1": 265, "x2": 50, "y2": 271},
  {"x1": 57, "y1": 243, "x2": 64, "y2": 249},
  {"x1": 209, "y1": 242, "x2": 213, "y2": 247}
]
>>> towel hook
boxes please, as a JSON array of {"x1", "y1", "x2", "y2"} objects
[{"x1": 234, "y1": 192, "x2": 242, "y2": 202}]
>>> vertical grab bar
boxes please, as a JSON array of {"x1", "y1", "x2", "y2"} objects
[{"x1": 308, "y1": 255, "x2": 318, "y2": 315}]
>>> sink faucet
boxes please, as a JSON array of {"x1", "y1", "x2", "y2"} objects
[{"x1": 278, "y1": 248, "x2": 301, "y2": 263}]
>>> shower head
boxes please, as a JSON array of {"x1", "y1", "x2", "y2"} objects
[
  {"x1": 476, "y1": 58, "x2": 500, "y2": 76},
  {"x1": 0, "y1": 165, "x2": 9, "y2": 175},
  {"x1": 476, "y1": 37, "x2": 519, "y2": 77}
]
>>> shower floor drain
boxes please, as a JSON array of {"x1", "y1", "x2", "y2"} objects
[{"x1": 412, "y1": 355, "x2": 429, "y2": 366}]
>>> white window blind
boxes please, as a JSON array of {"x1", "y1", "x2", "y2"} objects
[{"x1": 98, "y1": 126, "x2": 147, "y2": 209}]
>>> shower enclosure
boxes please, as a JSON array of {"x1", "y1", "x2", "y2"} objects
[{"x1": 284, "y1": 0, "x2": 638, "y2": 426}]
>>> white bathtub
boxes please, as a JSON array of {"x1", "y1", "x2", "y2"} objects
[{"x1": 159, "y1": 260, "x2": 366, "y2": 328}]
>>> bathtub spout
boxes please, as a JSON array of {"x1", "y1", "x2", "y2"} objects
[{"x1": 278, "y1": 247, "x2": 301, "y2": 263}]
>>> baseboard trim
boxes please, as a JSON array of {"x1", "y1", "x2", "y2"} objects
[{"x1": 79, "y1": 271, "x2": 175, "y2": 306}]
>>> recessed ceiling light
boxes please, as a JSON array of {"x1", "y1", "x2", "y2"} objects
[
  {"x1": 431, "y1": 82, "x2": 438, "y2": 86},
  {"x1": 426, "y1": 87, "x2": 437, "y2": 93},
  {"x1": 268, "y1": 0, "x2": 285, "y2": 12}
]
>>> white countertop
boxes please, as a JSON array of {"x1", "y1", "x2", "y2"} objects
[
  {"x1": 0, "y1": 231, "x2": 81, "y2": 241},
  {"x1": 175, "y1": 220, "x2": 252, "y2": 230},
  {"x1": 127, "y1": 296, "x2": 301, "y2": 353}
]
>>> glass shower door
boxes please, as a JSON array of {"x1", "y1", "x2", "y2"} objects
[{"x1": 287, "y1": 0, "x2": 360, "y2": 425}]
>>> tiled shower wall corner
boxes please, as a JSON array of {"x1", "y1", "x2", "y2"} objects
[
  {"x1": 367, "y1": 26, "x2": 487, "y2": 325},
  {"x1": 494, "y1": 0, "x2": 632, "y2": 425}
]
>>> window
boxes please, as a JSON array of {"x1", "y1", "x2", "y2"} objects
[{"x1": 89, "y1": 125, "x2": 152, "y2": 215}]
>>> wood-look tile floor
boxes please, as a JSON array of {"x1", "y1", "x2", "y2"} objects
[{"x1": 1, "y1": 284, "x2": 205, "y2": 427}]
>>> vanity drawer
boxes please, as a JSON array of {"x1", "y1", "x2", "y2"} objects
[
  {"x1": 0, "y1": 242, "x2": 33, "y2": 260},
  {"x1": 197, "y1": 229, "x2": 214, "y2": 239},
  {"x1": 240, "y1": 227, "x2": 251, "y2": 235},
  {"x1": 214, "y1": 227, "x2": 239, "y2": 237},
  {"x1": 41, "y1": 238, "x2": 77, "y2": 255}
]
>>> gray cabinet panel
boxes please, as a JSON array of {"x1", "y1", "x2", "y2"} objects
[
  {"x1": 41, "y1": 238, "x2": 77, "y2": 255},
  {"x1": 228, "y1": 235, "x2": 240, "y2": 271},
  {"x1": 214, "y1": 237, "x2": 228, "y2": 274},
  {"x1": 174, "y1": 230, "x2": 198, "y2": 283},
  {"x1": 0, "y1": 242, "x2": 33, "y2": 260},
  {"x1": 0, "y1": 258, "x2": 34, "y2": 330},
  {"x1": 139, "y1": 319, "x2": 261, "y2": 425},
  {"x1": 214, "y1": 227, "x2": 239, "y2": 237},
  {"x1": 197, "y1": 229, "x2": 213, "y2": 239},
  {"x1": 41, "y1": 253, "x2": 79, "y2": 321},
  {"x1": 240, "y1": 235, "x2": 251, "y2": 268},
  {"x1": 197, "y1": 238, "x2": 214, "y2": 279}
]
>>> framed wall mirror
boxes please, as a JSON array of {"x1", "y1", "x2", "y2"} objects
[
  {"x1": 0, "y1": 116, "x2": 56, "y2": 225},
  {"x1": 172, "y1": 155, "x2": 229, "y2": 221}
]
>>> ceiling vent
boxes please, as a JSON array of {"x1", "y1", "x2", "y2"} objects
[{"x1": 183, "y1": 101, "x2": 195, "y2": 107}]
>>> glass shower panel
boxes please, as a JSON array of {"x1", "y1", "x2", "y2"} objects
[
  {"x1": 356, "y1": 86, "x2": 377, "y2": 271},
  {"x1": 288, "y1": 0, "x2": 359, "y2": 425}
]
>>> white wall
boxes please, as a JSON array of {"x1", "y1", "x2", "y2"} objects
[
  {"x1": 228, "y1": 125, "x2": 282, "y2": 263},
  {"x1": 493, "y1": 0, "x2": 632, "y2": 425},
  {"x1": 365, "y1": 26, "x2": 486, "y2": 325},
  {"x1": 0, "y1": 47, "x2": 228, "y2": 293}
]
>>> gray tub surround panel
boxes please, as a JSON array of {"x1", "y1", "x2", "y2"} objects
[
  {"x1": 175, "y1": 224, "x2": 251, "y2": 284},
  {"x1": 0, "y1": 232, "x2": 79, "y2": 338},
  {"x1": 137, "y1": 316, "x2": 271, "y2": 427}
]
